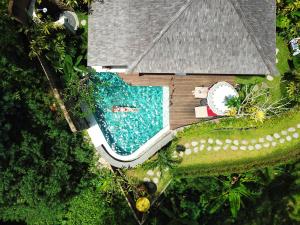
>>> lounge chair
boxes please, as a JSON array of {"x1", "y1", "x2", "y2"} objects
[
  {"x1": 192, "y1": 87, "x2": 209, "y2": 98},
  {"x1": 195, "y1": 106, "x2": 218, "y2": 118}
]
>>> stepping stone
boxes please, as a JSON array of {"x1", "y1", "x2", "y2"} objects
[
  {"x1": 216, "y1": 139, "x2": 223, "y2": 145},
  {"x1": 214, "y1": 146, "x2": 221, "y2": 151},
  {"x1": 233, "y1": 140, "x2": 239, "y2": 145},
  {"x1": 240, "y1": 146, "x2": 247, "y2": 151},
  {"x1": 231, "y1": 146, "x2": 238, "y2": 151},
  {"x1": 274, "y1": 133, "x2": 280, "y2": 139},
  {"x1": 192, "y1": 141, "x2": 198, "y2": 146},
  {"x1": 261, "y1": 82, "x2": 269, "y2": 89},
  {"x1": 266, "y1": 75, "x2": 274, "y2": 81},
  {"x1": 251, "y1": 139, "x2": 257, "y2": 144},
  {"x1": 208, "y1": 138, "x2": 214, "y2": 144},
  {"x1": 157, "y1": 171, "x2": 161, "y2": 177},
  {"x1": 184, "y1": 143, "x2": 190, "y2": 148},
  {"x1": 286, "y1": 136, "x2": 292, "y2": 142},
  {"x1": 199, "y1": 144, "x2": 205, "y2": 150},
  {"x1": 185, "y1": 149, "x2": 192, "y2": 155},
  {"x1": 255, "y1": 144, "x2": 262, "y2": 150},
  {"x1": 259, "y1": 138, "x2": 265, "y2": 143},
  {"x1": 266, "y1": 135, "x2": 273, "y2": 141},
  {"x1": 193, "y1": 147, "x2": 199, "y2": 153},
  {"x1": 279, "y1": 139, "x2": 285, "y2": 144},
  {"x1": 281, "y1": 130, "x2": 288, "y2": 135},
  {"x1": 263, "y1": 143, "x2": 270, "y2": 148},
  {"x1": 147, "y1": 170, "x2": 154, "y2": 176},
  {"x1": 241, "y1": 140, "x2": 248, "y2": 145},
  {"x1": 81, "y1": 19, "x2": 87, "y2": 26},
  {"x1": 143, "y1": 177, "x2": 150, "y2": 182},
  {"x1": 272, "y1": 142, "x2": 277, "y2": 147},
  {"x1": 288, "y1": 127, "x2": 296, "y2": 132},
  {"x1": 223, "y1": 145, "x2": 229, "y2": 150},
  {"x1": 207, "y1": 146, "x2": 212, "y2": 151},
  {"x1": 153, "y1": 178, "x2": 159, "y2": 184},
  {"x1": 225, "y1": 139, "x2": 232, "y2": 144},
  {"x1": 293, "y1": 133, "x2": 299, "y2": 138},
  {"x1": 200, "y1": 139, "x2": 206, "y2": 144},
  {"x1": 248, "y1": 145, "x2": 254, "y2": 150}
]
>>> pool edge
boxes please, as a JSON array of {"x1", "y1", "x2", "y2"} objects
[{"x1": 85, "y1": 78, "x2": 173, "y2": 167}]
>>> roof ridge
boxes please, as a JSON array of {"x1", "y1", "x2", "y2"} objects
[
  {"x1": 127, "y1": 0, "x2": 195, "y2": 73},
  {"x1": 228, "y1": 0, "x2": 273, "y2": 74}
]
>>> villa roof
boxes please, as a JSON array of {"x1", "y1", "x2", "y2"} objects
[{"x1": 88, "y1": 0, "x2": 277, "y2": 75}]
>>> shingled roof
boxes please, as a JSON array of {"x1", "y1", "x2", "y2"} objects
[{"x1": 88, "y1": 0, "x2": 277, "y2": 75}]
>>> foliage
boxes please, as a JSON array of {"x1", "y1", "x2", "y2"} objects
[
  {"x1": 225, "y1": 96, "x2": 241, "y2": 109},
  {"x1": 142, "y1": 140, "x2": 181, "y2": 174},
  {"x1": 149, "y1": 161, "x2": 300, "y2": 225},
  {"x1": 293, "y1": 55, "x2": 300, "y2": 72},
  {"x1": 62, "y1": 169, "x2": 133, "y2": 225},
  {"x1": 286, "y1": 81, "x2": 300, "y2": 103},
  {"x1": 0, "y1": 3, "x2": 132, "y2": 225},
  {"x1": 62, "y1": 54, "x2": 96, "y2": 117},
  {"x1": 236, "y1": 84, "x2": 290, "y2": 122},
  {"x1": 276, "y1": 0, "x2": 300, "y2": 40},
  {"x1": 62, "y1": 0, "x2": 91, "y2": 11},
  {"x1": 25, "y1": 2, "x2": 96, "y2": 118}
]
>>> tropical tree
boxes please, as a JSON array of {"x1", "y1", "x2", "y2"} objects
[
  {"x1": 208, "y1": 173, "x2": 261, "y2": 218},
  {"x1": 276, "y1": 0, "x2": 300, "y2": 39},
  {"x1": 142, "y1": 141, "x2": 181, "y2": 174}
]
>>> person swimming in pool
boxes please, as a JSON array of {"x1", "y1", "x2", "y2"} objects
[{"x1": 112, "y1": 106, "x2": 138, "y2": 112}]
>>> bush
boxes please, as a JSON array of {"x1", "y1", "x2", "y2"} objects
[{"x1": 292, "y1": 55, "x2": 300, "y2": 72}]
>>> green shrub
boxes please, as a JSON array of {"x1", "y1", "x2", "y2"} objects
[{"x1": 293, "y1": 55, "x2": 300, "y2": 72}]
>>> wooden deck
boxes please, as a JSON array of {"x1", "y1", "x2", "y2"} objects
[{"x1": 118, "y1": 73, "x2": 236, "y2": 129}]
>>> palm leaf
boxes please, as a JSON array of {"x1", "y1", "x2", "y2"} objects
[{"x1": 228, "y1": 191, "x2": 240, "y2": 218}]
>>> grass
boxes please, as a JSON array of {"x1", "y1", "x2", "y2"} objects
[
  {"x1": 125, "y1": 167, "x2": 172, "y2": 194},
  {"x1": 174, "y1": 107, "x2": 300, "y2": 176},
  {"x1": 235, "y1": 75, "x2": 265, "y2": 85},
  {"x1": 77, "y1": 12, "x2": 88, "y2": 33},
  {"x1": 276, "y1": 35, "x2": 291, "y2": 75}
]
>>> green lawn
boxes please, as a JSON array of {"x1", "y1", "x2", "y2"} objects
[
  {"x1": 276, "y1": 35, "x2": 291, "y2": 75},
  {"x1": 77, "y1": 12, "x2": 88, "y2": 33},
  {"x1": 174, "y1": 107, "x2": 300, "y2": 176},
  {"x1": 126, "y1": 167, "x2": 172, "y2": 194}
]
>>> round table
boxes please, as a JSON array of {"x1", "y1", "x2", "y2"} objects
[{"x1": 207, "y1": 82, "x2": 238, "y2": 115}]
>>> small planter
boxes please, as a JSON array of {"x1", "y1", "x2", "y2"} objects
[
  {"x1": 29, "y1": 0, "x2": 79, "y2": 33},
  {"x1": 176, "y1": 144, "x2": 186, "y2": 152},
  {"x1": 135, "y1": 197, "x2": 150, "y2": 213},
  {"x1": 143, "y1": 181, "x2": 157, "y2": 195}
]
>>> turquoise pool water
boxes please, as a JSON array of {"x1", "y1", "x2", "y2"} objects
[{"x1": 93, "y1": 72, "x2": 163, "y2": 156}]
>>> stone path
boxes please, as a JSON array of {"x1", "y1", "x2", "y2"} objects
[
  {"x1": 171, "y1": 124, "x2": 300, "y2": 157},
  {"x1": 143, "y1": 169, "x2": 162, "y2": 184},
  {"x1": 143, "y1": 124, "x2": 300, "y2": 182}
]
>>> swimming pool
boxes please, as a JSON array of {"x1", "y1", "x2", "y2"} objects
[{"x1": 93, "y1": 72, "x2": 167, "y2": 156}]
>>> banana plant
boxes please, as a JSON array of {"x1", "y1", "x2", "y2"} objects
[{"x1": 209, "y1": 174, "x2": 261, "y2": 219}]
